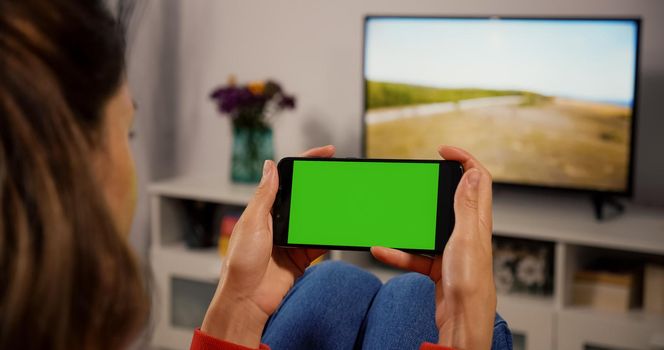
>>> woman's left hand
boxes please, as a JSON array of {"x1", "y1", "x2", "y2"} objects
[{"x1": 201, "y1": 145, "x2": 335, "y2": 348}]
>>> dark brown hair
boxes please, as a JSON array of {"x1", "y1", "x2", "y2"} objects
[{"x1": 0, "y1": 1, "x2": 148, "y2": 349}]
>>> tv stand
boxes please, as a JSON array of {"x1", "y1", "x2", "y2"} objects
[
  {"x1": 591, "y1": 193, "x2": 625, "y2": 221},
  {"x1": 148, "y1": 177, "x2": 664, "y2": 350}
]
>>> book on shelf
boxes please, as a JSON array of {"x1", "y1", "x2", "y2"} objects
[
  {"x1": 644, "y1": 263, "x2": 664, "y2": 315},
  {"x1": 218, "y1": 208, "x2": 243, "y2": 256}
]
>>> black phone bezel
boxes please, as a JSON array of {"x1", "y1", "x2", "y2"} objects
[{"x1": 272, "y1": 157, "x2": 463, "y2": 254}]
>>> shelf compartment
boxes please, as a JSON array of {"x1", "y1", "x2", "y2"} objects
[
  {"x1": 497, "y1": 293, "x2": 555, "y2": 350},
  {"x1": 558, "y1": 306, "x2": 664, "y2": 350}
]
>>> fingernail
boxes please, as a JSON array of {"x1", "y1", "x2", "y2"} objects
[
  {"x1": 467, "y1": 169, "x2": 481, "y2": 188},
  {"x1": 261, "y1": 160, "x2": 271, "y2": 183}
]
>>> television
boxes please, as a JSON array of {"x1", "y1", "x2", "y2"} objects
[{"x1": 363, "y1": 16, "x2": 640, "y2": 195}]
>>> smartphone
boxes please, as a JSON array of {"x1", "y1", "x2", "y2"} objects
[{"x1": 272, "y1": 158, "x2": 463, "y2": 254}]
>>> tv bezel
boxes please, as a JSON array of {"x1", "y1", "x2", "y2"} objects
[{"x1": 361, "y1": 15, "x2": 641, "y2": 197}]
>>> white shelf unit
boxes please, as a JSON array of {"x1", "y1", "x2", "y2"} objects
[
  {"x1": 149, "y1": 177, "x2": 256, "y2": 350},
  {"x1": 149, "y1": 177, "x2": 664, "y2": 350}
]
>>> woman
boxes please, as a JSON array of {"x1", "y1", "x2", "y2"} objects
[{"x1": 0, "y1": 1, "x2": 506, "y2": 349}]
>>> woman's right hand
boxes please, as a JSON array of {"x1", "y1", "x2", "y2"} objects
[
  {"x1": 371, "y1": 146, "x2": 496, "y2": 350},
  {"x1": 201, "y1": 145, "x2": 335, "y2": 348}
]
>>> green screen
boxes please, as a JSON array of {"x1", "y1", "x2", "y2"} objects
[{"x1": 287, "y1": 160, "x2": 439, "y2": 249}]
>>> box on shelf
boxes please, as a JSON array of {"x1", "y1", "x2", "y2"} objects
[
  {"x1": 644, "y1": 263, "x2": 664, "y2": 314},
  {"x1": 572, "y1": 270, "x2": 639, "y2": 312},
  {"x1": 492, "y1": 236, "x2": 554, "y2": 296}
]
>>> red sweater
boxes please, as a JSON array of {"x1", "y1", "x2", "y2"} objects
[{"x1": 190, "y1": 329, "x2": 454, "y2": 350}]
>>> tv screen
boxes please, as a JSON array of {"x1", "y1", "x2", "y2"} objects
[{"x1": 363, "y1": 17, "x2": 640, "y2": 194}]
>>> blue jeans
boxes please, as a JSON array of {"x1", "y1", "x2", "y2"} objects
[{"x1": 262, "y1": 261, "x2": 512, "y2": 350}]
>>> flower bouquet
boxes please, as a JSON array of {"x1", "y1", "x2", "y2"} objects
[{"x1": 210, "y1": 77, "x2": 295, "y2": 183}]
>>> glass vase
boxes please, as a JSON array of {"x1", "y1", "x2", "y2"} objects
[{"x1": 231, "y1": 126, "x2": 274, "y2": 183}]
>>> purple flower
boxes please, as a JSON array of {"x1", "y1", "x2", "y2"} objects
[
  {"x1": 210, "y1": 86, "x2": 256, "y2": 114},
  {"x1": 278, "y1": 95, "x2": 296, "y2": 109},
  {"x1": 263, "y1": 80, "x2": 282, "y2": 98},
  {"x1": 210, "y1": 79, "x2": 296, "y2": 124}
]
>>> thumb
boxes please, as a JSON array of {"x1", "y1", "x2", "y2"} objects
[
  {"x1": 452, "y1": 168, "x2": 481, "y2": 237},
  {"x1": 244, "y1": 160, "x2": 279, "y2": 218}
]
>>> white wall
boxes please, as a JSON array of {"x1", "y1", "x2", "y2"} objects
[
  {"x1": 126, "y1": 0, "x2": 180, "y2": 257},
  {"x1": 126, "y1": 0, "x2": 664, "y2": 256}
]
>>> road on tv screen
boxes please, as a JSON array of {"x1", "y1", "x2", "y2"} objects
[{"x1": 366, "y1": 86, "x2": 631, "y2": 192}]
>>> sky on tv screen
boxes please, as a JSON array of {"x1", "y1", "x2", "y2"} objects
[{"x1": 364, "y1": 18, "x2": 638, "y2": 106}]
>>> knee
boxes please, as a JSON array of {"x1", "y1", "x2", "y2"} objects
[
  {"x1": 380, "y1": 272, "x2": 434, "y2": 299},
  {"x1": 290, "y1": 261, "x2": 382, "y2": 326},
  {"x1": 263, "y1": 262, "x2": 382, "y2": 347},
  {"x1": 362, "y1": 272, "x2": 438, "y2": 344},
  {"x1": 305, "y1": 260, "x2": 382, "y2": 291},
  {"x1": 492, "y1": 313, "x2": 513, "y2": 350}
]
